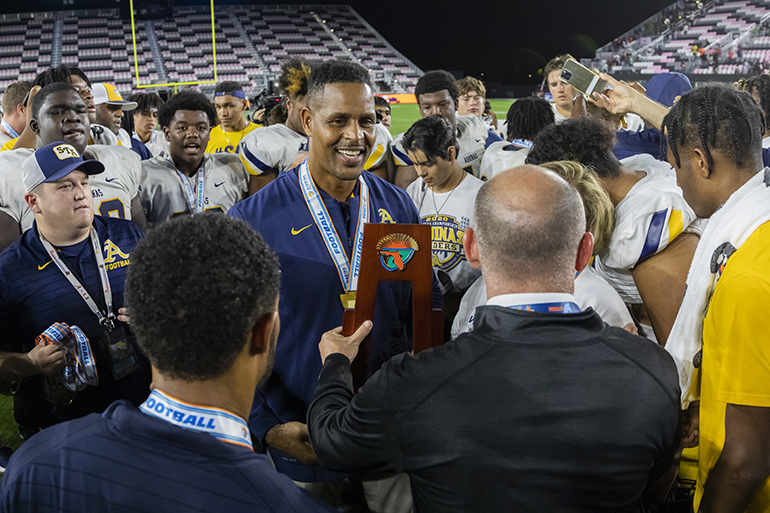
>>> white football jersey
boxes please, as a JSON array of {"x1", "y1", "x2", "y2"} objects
[
  {"x1": 84, "y1": 145, "x2": 142, "y2": 221},
  {"x1": 451, "y1": 265, "x2": 634, "y2": 339},
  {"x1": 363, "y1": 123, "x2": 393, "y2": 172},
  {"x1": 593, "y1": 153, "x2": 697, "y2": 304},
  {"x1": 0, "y1": 131, "x2": 12, "y2": 147},
  {"x1": 140, "y1": 154, "x2": 248, "y2": 224},
  {"x1": 238, "y1": 123, "x2": 308, "y2": 175},
  {"x1": 393, "y1": 115, "x2": 501, "y2": 180},
  {"x1": 478, "y1": 139, "x2": 531, "y2": 181},
  {"x1": 135, "y1": 130, "x2": 170, "y2": 158},
  {"x1": 0, "y1": 148, "x2": 34, "y2": 231},
  {"x1": 88, "y1": 124, "x2": 119, "y2": 146},
  {"x1": 406, "y1": 173, "x2": 483, "y2": 291}
]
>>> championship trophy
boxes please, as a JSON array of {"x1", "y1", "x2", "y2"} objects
[{"x1": 342, "y1": 223, "x2": 443, "y2": 390}]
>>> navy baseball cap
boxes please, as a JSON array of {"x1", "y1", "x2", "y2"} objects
[
  {"x1": 646, "y1": 72, "x2": 692, "y2": 108},
  {"x1": 22, "y1": 142, "x2": 105, "y2": 192}
]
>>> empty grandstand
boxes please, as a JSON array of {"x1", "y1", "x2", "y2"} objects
[
  {"x1": 587, "y1": 0, "x2": 770, "y2": 79},
  {"x1": 0, "y1": 4, "x2": 423, "y2": 97}
]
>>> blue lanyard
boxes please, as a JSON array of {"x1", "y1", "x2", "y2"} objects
[
  {"x1": 140, "y1": 389, "x2": 253, "y2": 450},
  {"x1": 507, "y1": 301, "x2": 582, "y2": 313},
  {"x1": 175, "y1": 162, "x2": 206, "y2": 214},
  {"x1": 298, "y1": 160, "x2": 369, "y2": 292},
  {"x1": 0, "y1": 119, "x2": 18, "y2": 139},
  {"x1": 511, "y1": 139, "x2": 533, "y2": 149}
]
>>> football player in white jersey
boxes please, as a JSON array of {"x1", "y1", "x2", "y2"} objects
[
  {"x1": 0, "y1": 82, "x2": 147, "y2": 251},
  {"x1": 392, "y1": 70, "x2": 502, "y2": 189},
  {"x1": 452, "y1": 160, "x2": 634, "y2": 339},
  {"x1": 480, "y1": 97, "x2": 554, "y2": 181},
  {"x1": 140, "y1": 91, "x2": 249, "y2": 224},
  {"x1": 544, "y1": 54, "x2": 576, "y2": 124},
  {"x1": 403, "y1": 115, "x2": 483, "y2": 336},
  {"x1": 124, "y1": 92, "x2": 169, "y2": 158},
  {"x1": 239, "y1": 58, "x2": 312, "y2": 194},
  {"x1": 527, "y1": 115, "x2": 699, "y2": 343}
]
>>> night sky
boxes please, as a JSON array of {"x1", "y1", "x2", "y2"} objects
[{"x1": 10, "y1": 0, "x2": 678, "y2": 83}]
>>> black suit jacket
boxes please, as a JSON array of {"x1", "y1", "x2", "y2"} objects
[{"x1": 308, "y1": 306, "x2": 681, "y2": 513}]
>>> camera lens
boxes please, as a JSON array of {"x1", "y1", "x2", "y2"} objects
[{"x1": 561, "y1": 70, "x2": 572, "y2": 80}]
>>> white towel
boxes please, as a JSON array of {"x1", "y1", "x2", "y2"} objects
[{"x1": 667, "y1": 168, "x2": 770, "y2": 408}]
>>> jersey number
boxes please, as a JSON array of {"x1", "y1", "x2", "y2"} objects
[{"x1": 98, "y1": 198, "x2": 126, "y2": 219}]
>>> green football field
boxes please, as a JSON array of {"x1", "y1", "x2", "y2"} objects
[{"x1": 389, "y1": 99, "x2": 515, "y2": 135}]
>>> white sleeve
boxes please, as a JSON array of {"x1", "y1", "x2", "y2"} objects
[
  {"x1": 604, "y1": 195, "x2": 695, "y2": 271},
  {"x1": 364, "y1": 124, "x2": 392, "y2": 170},
  {"x1": 391, "y1": 133, "x2": 412, "y2": 166},
  {"x1": 239, "y1": 128, "x2": 286, "y2": 176},
  {"x1": 451, "y1": 276, "x2": 487, "y2": 339}
]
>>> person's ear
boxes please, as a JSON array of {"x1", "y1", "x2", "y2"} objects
[
  {"x1": 463, "y1": 227, "x2": 481, "y2": 269},
  {"x1": 30, "y1": 117, "x2": 40, "y2": 135},
  {"x1": 447, "y1": 145, "x2": 457, "y2": 163},
  {"x1": 300, "y1": 105, "x2": 313, "y2": 138},
  {"x1": 575, "y1": 232, "x2": 594, "y2": 274},
  {"x1": 25, "y1": 191, "x2": 41, "y2": 213},
  {"x1": 286, "y1": 96, "x2": 293, "y2": 113},
  {"x1": 691, "y1": 147, "x2": 712, "y2": 178},
  {"x1": 250, "y1": 310, "x2": 279, "y2": 355},
  {"x1": 162, "y1": 126, "x2": 170, "y2": 142}
]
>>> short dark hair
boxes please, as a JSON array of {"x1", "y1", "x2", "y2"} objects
[
  {"x1": 277, "y1": 58, "x2": 313, "y2": 99},
  {"x1": 306, "y1": 59, "x2": 372, "y2": 109},
  {"x1": 67, "y1": 66, "x2": 92, "y2": 88},
  {"x1": 415, "y1": 70, "x2": 459, "y2": 104},
  {"x1": 544, "y1": 54, "x2": 574, "y2": 78},
  {"x1": 2, "y1": 81, "x2": 32, "y2": 114},
  {"x1": 526, "y1": 116, "x2": 621, "y2": 179},
  {"x1": 125, "y1": 213, "x2": 281, "y2": 381},
  {"x1": 506, "y1": 97, "x2": 555, "y2": 141},
  {"x1": 158, "y1": 90, "x2": 218, "y2": 128},
  {"x1": 374, "y1": 96, "x2": 390, "y2": 110},
  {"x1": 663, "y1": 83, "x2": 765, "y2": 172},
  {"x1": 126, "y1": 92, "x2": 164, "y2": 114},
  {"x1": 215, "y1": 81, "x2": 244, "y2": 95},
  {"x1": 31, "y1": 82, "x2": 77, "y2": 121},
  {"x1": 402, "y1": 115, "x2": 459, "y2": 165}
]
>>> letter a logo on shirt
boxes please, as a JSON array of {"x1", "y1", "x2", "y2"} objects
[{"x1": 103, "y1": 240, "x2": 129, "y2": 263}]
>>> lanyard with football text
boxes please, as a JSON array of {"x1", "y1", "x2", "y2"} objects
[
  {"x1": 175, "y1": 162, "x2": 206, "y2": 214},
  {"x1": 507, "y1": 302, "x2": 582, "y2": 314},
  {"x1": 511, "y1": 139, "x2": 533, "y2": 149},
  {"x1": 298, "y1": 159, "x2": 369, "y2": 294},
  {"x1": 140, "y1": 389, "x2": 253, "y2": 450},
  {"x1": 40, "y1": 227, "x2": 116, "y2": 330},
  {"x1": 0, "y1": 119, "x2": 18, "y2": 139}
]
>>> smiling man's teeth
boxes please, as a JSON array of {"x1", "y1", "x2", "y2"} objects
[{"x1": 338, "y1": 149, "x2": 361, "y2": 157}]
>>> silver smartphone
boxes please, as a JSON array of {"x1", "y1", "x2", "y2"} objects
[{"x1": 560, "y1": 59, "x2": 606, "y2": 97}]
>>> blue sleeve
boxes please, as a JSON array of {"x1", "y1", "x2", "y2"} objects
[
  {"x1": 485, "y1": 130, "x2": 503, "y2": 148},
  {"x1": 130, "y1": 139, "x2": 153, "y2": 161},
  {"x1": 763, "y1": 148, "x2": 770, "y2": 168},
  {"x1": 613, "y1": 128, "x2": 662, "y2": 160}
]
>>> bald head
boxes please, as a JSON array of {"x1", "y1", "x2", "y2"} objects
[{"x1": 473, "y1": 165, "x2": 587, "y2": 290}]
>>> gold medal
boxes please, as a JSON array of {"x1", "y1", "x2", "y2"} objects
[{"x1": 340, "y1": 291, "x2": 357, "y2": 309}]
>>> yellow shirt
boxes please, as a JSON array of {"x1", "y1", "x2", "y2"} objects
[
  {"x1": 695, "y1": 221, "x2": 770, "y2": 512},
  {"x1": 205, "y1": 122, "x2": 260, "y2": 154},
  {"x1": 1, "y1": 137, "x2": 18, "y2": 151}
]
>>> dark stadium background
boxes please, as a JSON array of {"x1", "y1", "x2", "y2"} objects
[{"x1": 10, "y1": 0, "x2": 674, "y2": 87}]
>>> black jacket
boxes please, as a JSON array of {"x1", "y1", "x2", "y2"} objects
[{"x1": 308, "y1": 305, "x2": 681, "y2": 513}]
